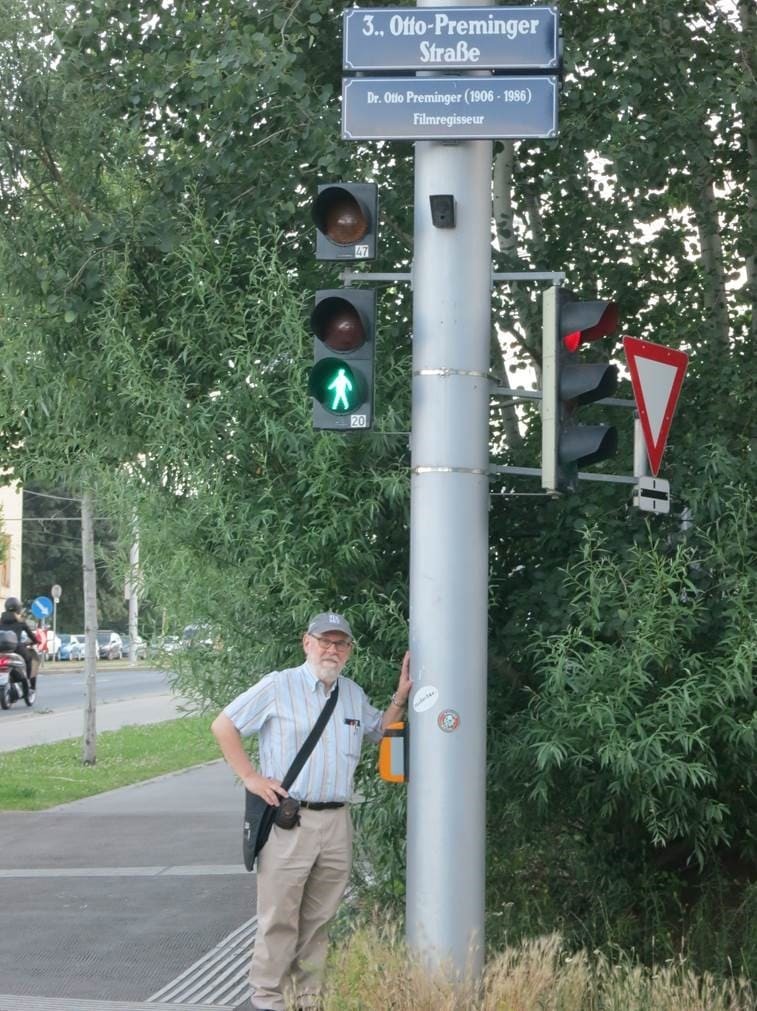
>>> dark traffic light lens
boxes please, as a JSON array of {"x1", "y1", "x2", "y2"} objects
[
  {"x1": 582, "y1": 302, "x2": 619, "y2": 342},
  {"x1": 311, "y1": 297, "x2": 365, "y2": 352},
  {"x1": 325, "y1": 200, "x2": 366, "y2": 244},
  {"x1": 560, "y1": 297, "x2": 619, "y2": 350},
  {"x1": 313, "y1": 187, "x2": 369, "y2": 245}
]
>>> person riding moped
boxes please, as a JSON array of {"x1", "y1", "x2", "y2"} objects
[{"x1": 0, "y1": 597, "x2": 39, "y2": 699}]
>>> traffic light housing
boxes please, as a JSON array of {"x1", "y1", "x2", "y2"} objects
[
  {"x1": 541, "y1": 286, "x2": 620, "y2": 493},
  {"x1": 313, "y1": 183, "x2": 378, "y2": 261},
  {"x1": 309, "y1": 288, "x2": 376, "y2": 431}
]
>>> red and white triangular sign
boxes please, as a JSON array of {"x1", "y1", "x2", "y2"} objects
[{"x1": 623, "y1": 336, "x2": 688, "y2": 476}]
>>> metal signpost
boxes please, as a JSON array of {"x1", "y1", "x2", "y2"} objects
[
  {"x1": 51, "y1": 584, "x2": 62, "y2": 660},
  {"x1": 407, "y1": 89, "x2": 491, "y2": 990}
]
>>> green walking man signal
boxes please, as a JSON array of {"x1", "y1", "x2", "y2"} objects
[{"x1": 328, "y1": 368, "x2": 353, "y2": 411}]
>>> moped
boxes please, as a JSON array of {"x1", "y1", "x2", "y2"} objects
[{"x1": 0, "y1": 634, "x2": 37, "y2": 709}]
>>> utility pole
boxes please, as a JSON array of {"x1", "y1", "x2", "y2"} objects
[
  {"x1": 406, "y1": 0, "x2": 493, "y2": 979},
  {"x1": 81, "y1": 490, "x2": 98, "y2": 765},
  {"x1": 128, "y1": 522, "x2": 139, "y2": 665}
]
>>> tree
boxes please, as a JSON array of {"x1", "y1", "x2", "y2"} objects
[{"x1": 0, "y1": 0, "x2": 754, "y2": 974}]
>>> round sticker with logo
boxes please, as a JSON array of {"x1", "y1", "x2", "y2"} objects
[{"x1": 437, "y1": 709, "x2": 460, "y2": 733}]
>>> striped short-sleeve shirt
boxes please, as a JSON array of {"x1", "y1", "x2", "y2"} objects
[{"x1": 223, "y1": 662, "x2": 384, "y2": 804}]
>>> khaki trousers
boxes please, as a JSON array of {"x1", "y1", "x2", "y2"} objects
[{"x1": 250, "y1": 806, "x2": 352, "y2": 1011}]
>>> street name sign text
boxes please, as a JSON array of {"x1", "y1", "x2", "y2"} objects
[{"x1": 343, "y1": 6, "x2": 560, "y2": 71}]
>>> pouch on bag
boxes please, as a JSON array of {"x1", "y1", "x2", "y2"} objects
[{"x1": 273, "y1": 796, "x2": 301, "y2": 830}]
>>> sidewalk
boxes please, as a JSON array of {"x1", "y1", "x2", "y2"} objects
[
  {"x1": 0, "y1": 761, "x2": 255, "y2": 1011},
  {"x1": 0, "y1": 692, "x2": 188, "y2": 753}
]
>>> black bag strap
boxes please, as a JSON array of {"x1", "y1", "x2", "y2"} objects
[{"x1": 280, "y1": 681, "x2": 339, "y2": 791}]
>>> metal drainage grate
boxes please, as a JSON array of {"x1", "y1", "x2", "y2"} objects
[{"x1": 147, "y1": 916, "x2": 256, "y2": 1007}]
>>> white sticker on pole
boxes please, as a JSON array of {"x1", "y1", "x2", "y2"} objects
[{"x1": 413, "y1": 685, "x2": 439, "y2": 713}]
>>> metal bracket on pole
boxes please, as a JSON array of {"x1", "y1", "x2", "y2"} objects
[
  {"x1": 491, "y1": 271, "x2": 565, "y2": 283},
  {"x1": 491, "y1": 386, "x2": 635, "y2": 409},
  {"x1": 489, "y1": 464, "x2": 638, "y2": 486},
  {"x1": 340, "y1": 269, "x2": 566, "y2": 288},
  {"x1": 340, "y1": 269, "x2": 412, "y2": 286}
]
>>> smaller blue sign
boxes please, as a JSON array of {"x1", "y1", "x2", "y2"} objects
[{"x1": 30, "y1": 596, "x2": 53, "y2": 619}]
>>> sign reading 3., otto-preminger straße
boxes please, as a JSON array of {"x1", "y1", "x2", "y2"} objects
[
  {"x1": 343, "y1": 6, "x2": 560, "y2": 71},
  {"x1": 342, "y1": 76, "x2": 558, "y2": 141}
]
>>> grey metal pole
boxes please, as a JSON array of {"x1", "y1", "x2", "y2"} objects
[
  {"x1": 633, "y1": 417, "x2": 649, "y2": 479},
  {"x1": 407, "y1": 0, "x2": 493, "y2": 979},
  {"x1": 81, "y1": 490, "x2": 98, "y2": 765},
  {"x1": 128, "y1": 533, "x2": 139, "y2": 665}
]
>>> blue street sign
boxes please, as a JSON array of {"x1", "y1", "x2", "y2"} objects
[
  {"x1": 342, "y1": 76, "x2": 558, "y2": 141},
  {"x1": 30, "y1": 595, "x2": 53, "y2": 619},
  {"x1": 343, "y1": 6, "x2": 560, "y2": 72}
]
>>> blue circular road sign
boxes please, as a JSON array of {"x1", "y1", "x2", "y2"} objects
[{"x1": 30, "y1": 596, "x2": 53, "y2": 619}]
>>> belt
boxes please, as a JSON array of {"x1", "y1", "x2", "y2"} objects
[{"x1": 299, "y1": 801, "x2": 345, "y2": 810}]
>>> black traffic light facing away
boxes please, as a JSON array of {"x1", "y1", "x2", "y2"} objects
[
  {"x1": 541, "y1": 286, "x2": 620, "y2": 493},
  {"x1": 309, "y1": 288, "x2": 376, "y2": 431},
  {"x1": 313, "y1": 183, "x2": 378, "y2": 261}
]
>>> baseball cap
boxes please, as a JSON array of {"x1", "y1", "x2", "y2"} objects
[{"x1": 307, "y1": 612, "x2": 354, "y2": 640}]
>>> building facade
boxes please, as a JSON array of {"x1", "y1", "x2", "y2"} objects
[{"x1": 0, "y1": 483, "x2": 23, "y2": 601}]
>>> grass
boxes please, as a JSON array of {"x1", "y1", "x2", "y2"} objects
[
  {"x1": 0, "y1": 714, "x2": 219, "y2": 809},
  {"x1": 322, "y1": 927, "x2": 755, "y2": 1011}
]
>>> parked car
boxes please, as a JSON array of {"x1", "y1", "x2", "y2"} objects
[
  {"x1": 181, "y1": 623, "x2": 215, "y2": 649},
  {"x1": 43, "y1": 631, "x2": 61, "y2": 661},
  {"x1": 60, "y1": 634, "x2": 86, "y2": 661},
  {"x1": 96, "y1": 630, "x2": 123, "y2": 660},
  {"x1": 120, "y1": 635, "x2": 147, "y2": 660},
  {"x1": 153, "y1": 635, "x2": 181, "y2": 656}
]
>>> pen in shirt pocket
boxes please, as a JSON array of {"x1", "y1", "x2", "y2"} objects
[{"x1": 344, "y1": 717, "x2": 361, "y2": 730}]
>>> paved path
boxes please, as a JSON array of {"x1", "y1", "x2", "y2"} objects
[
  {"x1": 0, "y1": 693, "x2": 189, "y2": 753},
  {"x1": 0, "y1": 761, "x2": 255, "y2": 1011},
  {"x1": 0, "y1": 689, "x2": 255, "y2": 1010}
]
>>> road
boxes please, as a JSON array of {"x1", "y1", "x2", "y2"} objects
[
  {"x1": 0, "y1": 664, "x2": 172, "y2": 717},
  {"x1": 0, "y1": 665, "x2": 192, "y2": 752}
]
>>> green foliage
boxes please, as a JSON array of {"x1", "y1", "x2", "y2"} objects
[
  {"x1": 501, "y1": 473, "x2": 756, "y2": 864},
  {"x1": 0, "y1": 0, "x2": 754, "y2": 980}
]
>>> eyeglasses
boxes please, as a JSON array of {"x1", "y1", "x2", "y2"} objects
[{"x1": 310, "y1": 634, "x2": 353, "y2": 653}]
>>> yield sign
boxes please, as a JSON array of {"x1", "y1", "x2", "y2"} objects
[{"x1": 623, "y1": 336, "x2": 688, "y2": 476}]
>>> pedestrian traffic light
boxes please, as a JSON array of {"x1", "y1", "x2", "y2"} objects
[
  {"x1": 309, "y1": 288, "x2": 376, "y2": 431},
  {"x1": 313, "y1": 183, "x2": 378, "y2": 260},
  {"x1": 541, "y1": 286, "x2": 620, "y2": 494}
]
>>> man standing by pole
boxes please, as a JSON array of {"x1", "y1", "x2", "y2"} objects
[{"x1": 211, "y1": 613, "x2": 411, "y2": 1011}]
